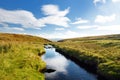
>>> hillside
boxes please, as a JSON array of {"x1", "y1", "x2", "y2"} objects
[
  {"x1": 0, "y1": 33, "x2": 50, "y2": 80},
  {"x1": 59, "y1": 34, "x2": 120, "y2": 42},
  {"x1": 54, "y1": 34, "x2": 120, "y2": 80},
  {"x1": 0, "y1": 33, "x2": 51, "y2": 43}
]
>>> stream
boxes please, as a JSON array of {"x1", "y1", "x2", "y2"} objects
[{"x1": 42, "y1": 45, "x2": 98, "y2": 80}]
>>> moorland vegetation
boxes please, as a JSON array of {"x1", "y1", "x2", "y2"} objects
[
  {"x1": 0, "y1": 33, "x2": 50, "y2": 80},
  {"x1": 54, "y1": 34, "x2": 120, "y2": 80}
]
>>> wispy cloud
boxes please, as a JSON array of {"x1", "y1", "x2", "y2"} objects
[
  {"x1": 42, "y1": 4, "x2": 69, "y2": 17},
  {"x1": 0, "y1": 8, "x2": 43, "y2": 28},
  {"x1": 112, "y1": 0, "x2": 120, "y2": 3},
  {"x1": 96, "y1": 25, "x2": 120, "y2": 31},
  {"x1": 10, "y1": 27, "x2": 24, "y2": 31},
  {"x1": 77, "y1": 25, "x2": 97, "y2": 29},
  {"x1": 0, "y1": 4, "x2": 70, "y2": 32},
  {"x1": 77, "y1": 24, "x2": 120, "y2": 31},
  {"x1": 0, "y1": 22, "x2": 24, "y2": 31},
  {"x1": 71, "y1": 18, "x2": 89, "y2": 24},
  {"x1": 40, "y1": 4, "x2": 70, "y2": 27},
  {"x1": 38, "y1": 29, "x2": 117, "y2": 39},
  {"x1": 95, "y1": 14, "x2": 116, "y2": 23},
  {"x1": 55, "y1": 28, "x2": 65, "y2": 31},
  {"x1": 38, "y1": 30, "x2": 81, "y2": 39}
]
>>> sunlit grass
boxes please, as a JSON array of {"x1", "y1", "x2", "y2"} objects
[
  {"x1": 0, "y1": 33, "x2": 50, "y2": 80},
  {"x1": 54, "y1": 34, "x2": 120, "y2": 80}
]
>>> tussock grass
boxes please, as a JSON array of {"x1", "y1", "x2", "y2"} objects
[
  {"x1": 0, "y1": 33, "x2": 50, "y2": 80},
  {"x1": 54, "y1": 34, "x2": 120, "y2": 80}
]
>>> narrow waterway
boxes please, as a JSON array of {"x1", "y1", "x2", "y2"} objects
[{"x1": 42, "y1": 45, "x2": 98, "y2": 80}]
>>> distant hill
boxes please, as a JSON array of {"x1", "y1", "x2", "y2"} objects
[
  {"x1": 59, "y1": 34, "x2": 120, "y2": 42},
  {"x1": 0, "y1": 33, "x2": 51, "y2": 43}
]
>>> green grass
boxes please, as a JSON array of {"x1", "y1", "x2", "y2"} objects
[
  {"x1": 0, "y1": 33, "x2": 50, "y2": 80},
  {"x1": 54, "y1": 34, "x2": 120, "y2": 80},
  {"x1": 1, "y1": 33, "x2": 120, "y2": 80}
]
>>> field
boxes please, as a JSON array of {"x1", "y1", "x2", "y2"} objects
[
  {"x1": 54, "y1": 34, "x2": 120, "y2": 80},
  {"x1": 1, "y1": 33, "x2": 120, "y2": 80},
  {"x1": 0, "y1": 33, "x2": 50, "y2": 80}
]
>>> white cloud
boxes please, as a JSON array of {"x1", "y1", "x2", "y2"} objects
[
  {"x1": 40, "y1": 4, "x2": 70, "y2": 27},
  {"x1": 96, "y1": 25, "x2": 120, "y2": 31},
  {"x1": 77, "y1": 25, "x2": 97, "y2": 29},
  {"x1": 10, "y1": 27, "x2": 24, "y2": 31},
  {"x1": 55, "y1": 28, "x2": 65, "y2": 30},
  {"x1": 39, "y1": 16, "x2": 70, "y2": 27},
  {"x1": 72, "y1": 18, "x2": 89, "y2": 24},
  {"x1": 42, "y1": 4, "x2": 69, "y2": 17},
  {"x1": 95, "y1": 14, "x2": 116, "y2": 23},
  {"x1": 38, "y1": 30, "x2": 81, "y2": 39},
  {"x1": 77, "y1": 25, "x2": 120, "y2": 31},
  {"x1": 37, "y1": 24, "x2": 120, "y2": 39},
  {"x1": 93, "y1": 0, "x2": 106, "y2": 5},
  {"x1": 0, "y1": 4, "x2": 70, "y2": 30},
  {"x1": 0, "y1": 8, "x2": 44, "y2": 28},
  {"x1": 0, "y1": 26, "x2": 24, "y2": 32},
  {"x1": 112, "y1": 0, "x2": 120, "y2": 3},
  {"x1": 0, "y1": 22, "x2": 24, "y2": 31}
]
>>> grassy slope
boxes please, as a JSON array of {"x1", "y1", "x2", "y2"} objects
[
  {"x1": 0, "y1": 33, "x2": 50, "y2": 80},
  {"x1": 55, "y1": 34, "x2": 120, "y2": 80},
  {"x1": 0, "y1": 33, "x2": 50, "y2": 42},
  {"x1": 59, "y1": 34, "x2": 120, "y2": 41}
]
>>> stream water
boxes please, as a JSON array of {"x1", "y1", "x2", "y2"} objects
[{"x1": 42, "y1": 46, "x2": 98, "y2": 80}]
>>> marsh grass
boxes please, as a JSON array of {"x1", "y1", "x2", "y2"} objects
[
  {"x1": 0, "y1": 33, "x2": 50, "y2": 80},
  {"x1": 54, "y1": 34, "x2": 120, "y2": 80}
]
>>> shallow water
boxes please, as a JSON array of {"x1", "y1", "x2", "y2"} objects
[{"x1": 42, "y1": 47, "x2": 98, "y2": 80}]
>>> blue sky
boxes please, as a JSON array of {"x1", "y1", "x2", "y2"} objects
[{"x1": 0, "y1": 0, "x2": 120, "y2": 39}]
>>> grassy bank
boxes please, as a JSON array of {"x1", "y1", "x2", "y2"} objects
[
  {"x1": 53, "y1": 34, "x2": 120, "y2": 80},
  {"x1": 0, "y1": 33, "x2": 50, "y2": 80}
]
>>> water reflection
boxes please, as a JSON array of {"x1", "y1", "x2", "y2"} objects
[
  {"x1": 42, "y1": 48, "x2": 69, "y2": 79},
  {"x1": 42, "y1": 47, "x2": 98, "y2": 80}
]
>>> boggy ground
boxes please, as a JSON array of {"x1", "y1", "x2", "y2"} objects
[{"x1": 53, "y1": 34, "x2": 120, "y2": 80}]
